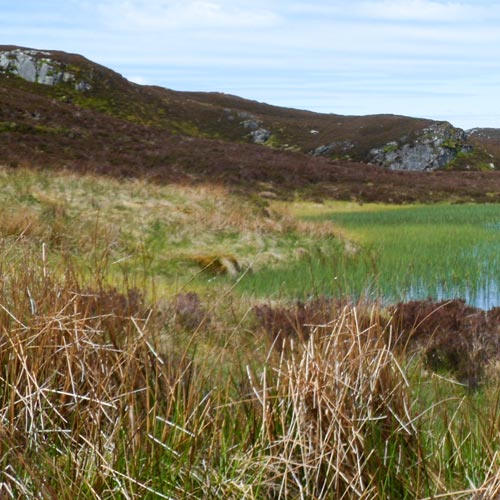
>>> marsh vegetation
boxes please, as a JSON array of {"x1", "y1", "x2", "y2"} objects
[
  {"x1": 239, "y1": 201, "x2": 500, "y2": 309},
  {"x1": 1, "y1": 167, "x2": 500, "y2": 498}
]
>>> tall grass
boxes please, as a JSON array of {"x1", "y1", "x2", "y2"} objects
[
  {"x1": 238, "y1": 203, "x2": 500, "y2": 308},
  {"x1": 0, "y1": 167, "x2": 342, "y2": 297},
  {"x1": 0, "y1": 242, "x2": 497, "y2": 498},
  {"x1": 251, "y1": 307, "x2": 422, "y2": 498},
  {"x1": 1, "y1": 170, "x2": 500, "y2": 498}
]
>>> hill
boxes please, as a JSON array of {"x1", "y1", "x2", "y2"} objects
[
  {"x1": 467, "y1": 128, "x2": 500, "y2": 165},
  {"x1": 1, "y1": 45, "x2": 500, "y2": 202}
]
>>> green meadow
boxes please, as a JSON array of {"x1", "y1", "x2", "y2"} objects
[{"x1": 237, "y1": 202, "x2": 500, "y2": 308}]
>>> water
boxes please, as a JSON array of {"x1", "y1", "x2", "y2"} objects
[
  {"x1": 238, "y1": 204, "x2": 500, "y2": 308},
  {"x1": 317, "y1": 205, "x2": 500, "y2": 311},
  {"x1": 406, "y1": 280, "x2": 500, "y2": 311},
  {"x1": 392, "y1": 282, "x2": 496, "y2": 310}
]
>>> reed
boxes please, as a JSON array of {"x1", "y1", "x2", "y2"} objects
[{"x1": 238, "y1": 202, "x2": 500, "y2": 308}]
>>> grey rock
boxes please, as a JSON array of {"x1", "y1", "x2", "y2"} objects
[
  {"x1": 0, "y1": 48, "x2": 92, "y2": 92},
  {"x1": 17, "y1": 55, "x2": 37, "y2": 82},
  {"x1": 250, "y1": 128, "x2": 271, "y2": 144},
  {"x1": 313, "y1": 144, "x2": 335, "y2": 156},
  {"x1": 75, "y1": 80, "x2": 92, "y2": 92},
  {"x1": 312, "y1": 140, "x2": 355, "y2": 157},
  {"x1": 37, "y1": 62, "x2": 52, "y2": 84},
  {"x1": 238, "y1": 113, "x2": 273, "y2": 143},
  {"x1": 369, "y1": 122, "x2": 473, "y2": 171},
  {"x1": 241, "y1": 119, "x2": 262, "y2": 131}
]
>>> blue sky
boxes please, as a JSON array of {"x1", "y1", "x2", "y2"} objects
[{"x1": 2, "y1": 0, "x2": 500, "y2": 129}]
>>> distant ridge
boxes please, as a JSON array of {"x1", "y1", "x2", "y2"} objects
[{"x1": 1, "y1": 45, "x2": 500, "y2": 202}]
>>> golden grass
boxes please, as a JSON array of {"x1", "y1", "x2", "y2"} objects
[
  {"x1": 0, "y1": 248, "x2": 496, "y2": 497},
  {"x1": 251, "y1": 306, "x2": 416, "y2": 498},
  {"x1": 0, "y1": 167, "x2": 340, "y2": 296}
]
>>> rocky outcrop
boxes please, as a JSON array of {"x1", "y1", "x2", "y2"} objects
[
  {"x1": 250, "y1": 128, "x2": 272, "y2": 144},
  {"x1": 0, "y1": 48, "x2": 91, "y2": 91},
  {"x1": 369, "y1": 122, "x2": 473, "y2": 171},
  {"x1": 239, "y1": 113, "x2": 272, "y2": 144}
]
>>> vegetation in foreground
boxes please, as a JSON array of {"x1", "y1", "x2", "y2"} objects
[{"x1": 1, "y1": 168, "x2": 500, "y2": 498}]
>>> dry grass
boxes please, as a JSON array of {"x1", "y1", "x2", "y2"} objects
[
  {"x1": 0, "y1": 252, "x2": 498, "y2": 497},
  {"x1": 474, "y1": 465, "x2": 500, "y2": 500},
  {"x1": 0, "y1": 169, "x2": 499, "y2": 498},
  {"x1": 0, "y1": 167, "x2": 336, "y2": 293},
  {"x1": 250, "y1": 305, "x2": 417, "y2": 499},
  {"x1": 0, "y1": 264, "x2": 417, "y2": 499},
  {"x1": 0, "y1": 248, "x2": 174, "y2": 497}
]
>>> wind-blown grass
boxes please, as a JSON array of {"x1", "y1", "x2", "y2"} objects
[
  {"x1": 0, "y1": 167, "x2": 340, "y2": 296},
  {"x1": 1, "y1": 247, "x2": 499, "y2": 498}
]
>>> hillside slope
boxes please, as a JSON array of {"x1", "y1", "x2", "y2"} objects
[
  {"x1": 467, "y1": 128, "x2": 500, "y2": 166},
  {"x1": 1, "y1": 45, "x2": 500, "y2": 202}
]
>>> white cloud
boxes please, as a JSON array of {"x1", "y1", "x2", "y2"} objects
[
  {"x1": 95, "y1": 0, "x2": 281, "y2": 31},
  {"x1": 357, "y1": 0, "x2": 488, "y2": 22}
]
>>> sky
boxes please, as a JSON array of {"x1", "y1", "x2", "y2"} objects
[{"x1": 2, "y1": 0, "x2": 500, "y2": 129}]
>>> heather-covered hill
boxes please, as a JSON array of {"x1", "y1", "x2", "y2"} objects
[
  {"x1": 1, "y1": 45, "x2": 500, "y2": 201},
  {"x1": 467, "y1": 128, "x2": 500, "y2": 166}
]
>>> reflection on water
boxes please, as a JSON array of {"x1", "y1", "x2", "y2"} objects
[
  {"x1": 400, "y1": 280, "x2": 500, "y2": 311},
  {"x1": 438, "y1": 282, "x2": 500, "y2": 311}
]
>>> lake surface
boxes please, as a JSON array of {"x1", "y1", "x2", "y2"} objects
[{"x1": 317, "y1": 203, "x2": 500, "y2": 309}]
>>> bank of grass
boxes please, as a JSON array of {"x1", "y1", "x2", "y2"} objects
[
  {"x1": 0, "y1": 166, "x2": 340, "y2": 296},
  {"x1": 237, "y1": 201, "x2": 500, "y2": 306}
]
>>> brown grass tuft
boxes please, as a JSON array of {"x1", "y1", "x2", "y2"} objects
[
  {"x1": 250, "y1": 305, "x2": 417, "y2": 498},
  {"x1": 190, "y1": 254, "x2": 241, "y2": 276},
  {"x1": 0, "y1": 249, "x2": 196, "y2": 497}
]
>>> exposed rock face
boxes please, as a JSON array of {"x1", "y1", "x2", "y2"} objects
[
  {"x1": 369, "y1": 122, "x2": 473, "y2": 171},
  {"x1": 239, "y1": 114, "x2": 272, "y2": 144},
  {"x1": 0, "y1": 48, "x2": 91, "y2": 91}
]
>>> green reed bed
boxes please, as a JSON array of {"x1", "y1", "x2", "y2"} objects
[{"x1": 236, "y1": 203, "x2": 500, "y2": 307}]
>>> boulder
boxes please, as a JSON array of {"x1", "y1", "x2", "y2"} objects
[
  {"x1": 238, "y1": 114, "x2": 272, "y2": 143},
  {"x1": 251, "y1": 128, "x2": 272, "y2": 144},
  {"x1": 241, "y1": 118, "x2": 262, "y2": 131}
]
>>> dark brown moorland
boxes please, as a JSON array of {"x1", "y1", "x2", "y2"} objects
[
  {"x1": 255, "y1": 297, "x2": 500, "y2": 387},
  {"x1": 1, "y1": 46, "x2": 500, "y2": 202}
]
